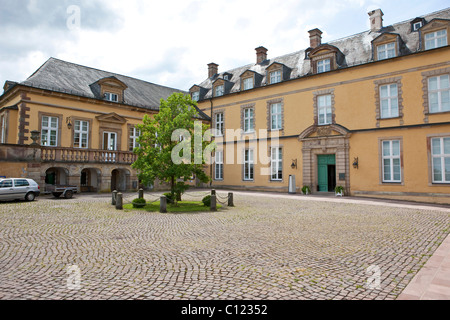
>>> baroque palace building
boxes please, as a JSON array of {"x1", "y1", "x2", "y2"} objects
[
  {"x1": 0, "y1": 58, "x2": 208, "y2": 193},
  {"x1": 190, "y1": 8, "x2": 450, "y2": 204}
]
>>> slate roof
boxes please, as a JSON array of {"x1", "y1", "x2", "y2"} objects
[
  {"x1": 9, "y1": 58, "x2": 210, "y2": 120},
  {"x1": 194, "y1": 7, "x2": 450, "y2": 100}
]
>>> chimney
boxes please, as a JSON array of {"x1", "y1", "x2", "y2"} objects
[
  {"x1": 308, "y1": 28, "x2": 323, "y2": 49},
  {"x1": 255, "y1": 46, "x2": 268, "y2": 64},
  {"x1": 368, "y1": 9, "x2": 384, "y2": 31},
  {"x1": 208, "y1": 63, "x2": 219, "y2": 78}
]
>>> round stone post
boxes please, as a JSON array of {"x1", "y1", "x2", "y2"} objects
[
  {"x1": 210, "y1": 195, "x2": 217, "y2": 212},
  {"x1": 115, "y1": 193, "x2": 123, "y2": 210},
  {"x1": 211, "y1": 189, "x2": 216, "y2": 196},
  {"x1": 112, "y1": 190, "x2": 118, "y2": 205},
  {"x1": 160, "y1": 196, "x2": 167, "y2": 213},
  {"x1": 228, "y1": 192, "x2": 234, "y2": 207},
  {"x1": 138, "y1": 188, "x2": 144, "y2": 199}
]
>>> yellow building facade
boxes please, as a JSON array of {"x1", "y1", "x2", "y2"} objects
[
  {"x1": 0, "y1": 58, "x2": 192, "y2": 193},
  {"x1": 190, "y1": 8, "x2": 450, "y2": 204}
]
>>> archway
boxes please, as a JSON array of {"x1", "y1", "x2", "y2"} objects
[
  {"x1": 45, "y1": 167, "x2": 69, "y2": 186},
  {"x1": 111, "y1": 168, "x2": 130, "y2": 192},
  {"x1": 80, "y1": 168, "x2": 101, "y2": 192}
]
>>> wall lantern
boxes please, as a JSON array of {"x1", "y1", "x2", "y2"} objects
[
  {"x1": 353, "y1": 157, "x2": 359, "y2": 169},
  {"x1": 66, "y1": 117, "x2": 72, "y2": 130},
  {"x1": 291, "y1": 159, "x2": 298, "y2": 169}
]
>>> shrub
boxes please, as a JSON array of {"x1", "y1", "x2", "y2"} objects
[
  {"x1": 335, "y1": 186, "x2": 344, "y2": 194},
  {"x1": 163, "y1": 192, "x2": 174, "y2": 204},
  {"x1": 302, "y1": 186, "x2": 311, "y2": 195},
  {"x1": 132, "y1": 198, "x2": 146, "y2": 208},
  {"x1": 202, "y1": 195, "x2": 211, "y2": 207}
]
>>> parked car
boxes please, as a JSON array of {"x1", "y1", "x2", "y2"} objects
[{"x1": 0, "y1": 178, "x2": 41, "y2": 202}]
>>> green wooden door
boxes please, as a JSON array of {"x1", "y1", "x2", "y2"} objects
[{"x1": 317, "y1": 155, "x2": 336, "y2": 192}]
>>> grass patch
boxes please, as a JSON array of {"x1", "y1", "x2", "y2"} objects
[{"x1": 123, "y1": 201, "x2": 222, "y2": 213}]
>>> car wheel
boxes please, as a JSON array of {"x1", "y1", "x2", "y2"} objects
[{"x1": 25, "y1": 192, "x2": 36, "y2": 202}]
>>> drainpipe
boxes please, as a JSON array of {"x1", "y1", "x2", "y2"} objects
[{"x1": 209, "y1": 98, "x2": 214, "y2": 188}]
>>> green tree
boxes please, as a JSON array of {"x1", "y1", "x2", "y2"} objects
[{"x1": 132, "y1": 93, "x2": 212, "y2": 204}]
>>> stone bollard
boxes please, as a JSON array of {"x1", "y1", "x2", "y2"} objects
[
  {"x1": 228, "y1": 192, "x2": 234, "y2": 207},
  {"x1": 138, "y1": 188, "x2": 144, "y2": 199},
  {"x1": 210, "y1": 194, "x2": 217, "y2": 212},
  {"x1": 160, "y1": 196, "x2": 167, "y2": 213},
  {"x1": 112, "y1": 190, "x2": 118, "y2": 205},
  {"x1": 211, "y1": 189, "x2": 216, "y2": 196},
  {"x1": 116, "y1": 193, "x2": 123, "y2": 210}
]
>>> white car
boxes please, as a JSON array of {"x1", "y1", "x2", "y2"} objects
[{"x1": 0, "y1": 178, "x2": 41, "y2": 202}]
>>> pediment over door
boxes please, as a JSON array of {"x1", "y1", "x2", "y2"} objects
[{"x1": 299, "y1": 124, "x2": 351, "y2": 140}]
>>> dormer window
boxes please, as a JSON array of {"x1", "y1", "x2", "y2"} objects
[
  {"x1": 191, "y1": 91, "x2": 200, "y2": 101},
  {"x1": 413, "y1": 21, "x2": 423, "y2": 31},
  {"x1": 270, "y1": 70, "x2": 282, "y2": 84},
  {"x1": 425, "y1": 29, "x2": 448, "y2": 50},
  {"x1": 317, "y1": 59, "x2": 331, "y2": 73},
  {"x1": 105, "y1": 92, "x2": 118, "y2": 102},
  {"x1": 243, "y1": 77, "x2": 254, "y2": 90},
  {"x1": 215, "y1": 85, "x2": 224, "y2": 97},
  {"x1": 377, "y1": 42, "x2": 396, "y2": 60}
]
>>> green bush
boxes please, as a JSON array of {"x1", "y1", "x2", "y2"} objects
[
  {"x1": 163, "y1": 192, "x2": 175, "y2": 204},
  {"x1": 302, "y1": 186, "x2": 311, "y2": 195},
  {"x1": 132, "y1": 198, "x2": 146, "y2": 208},
  {"x1": 202, "y1": 195, "x2": 211, "y2": 207}
]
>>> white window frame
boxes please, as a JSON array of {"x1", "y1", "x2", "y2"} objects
[
  {"x1": 382, "y1": 140, "x2": 402, "y2": 183},
  {"x1": 244, "y1": 108, "x2": 254, "y2": 133},
  {"x1": 428, "y1": 74, "x2": 450, "y2": 113},
  {"x1": 215, "y1": 113, "x2": 224, "y2": 136},
  {"x1": 41, "y1": 116, "x2": 59, "y2": 147},
  {"x1": 271, "y1": 147, "x2": 283, "y2": 181},
  {"x1": 215, "y1": 85, "x2": 224, "y2": 97},
  {"x1": 243, "y1": 77, "x2": 254, "y2": 90},
  {"x1": 244, "y1": 149, "x2": 254, "y2": 181},
  {"x1": 105, "y1": 92, "x2": 118, "y2": 102},
  {"x1": 0, "y1": 115, "x2": 6, "y2": 144},
  {"x1": 317, "y1": 94, "x2": 332, "y2": 126},
  {"x1": 413, "y1": 22, "x2": 422, "y2": 31},
  {"x1": 129, "y1": 127, "x2": 141, "y2": 151},
  {"x1": 425, "y1": 29, "x2": 448, "y2": 50},
  {"x1": 74, "y1": 120, "x2": 89, "y2": 149},
  {"x1": 431, "y1": 137, "x2": 450, "y2": 183},
  {"x1": 317, "y1": 59, "x2": 331, "y2": 73},
  {"x1": 270, "y1": 103, "x2": 282, "y2": 130},
  {"x1": 270, "y1": 70, "x2": 282, "y2": 84},
  {"x1": 215, "y1": 150, "x2": 224, "y2": 180},
  {"x1": 192, "y1": 91, "x2": 200, "y2": 102},
  {"x1": 377, "y1": 42, "x2": 396, "y2": 60},
  {"x1": 103, "y1": 131, "x2": 117, "y2": 151},
  {"x1": 380, "y1": 84, "x2": 399, "y2": 118}
]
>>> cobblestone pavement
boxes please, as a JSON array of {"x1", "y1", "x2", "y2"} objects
[{"x1": 0, "y1": 192, "x2": 449, "y2": 300}]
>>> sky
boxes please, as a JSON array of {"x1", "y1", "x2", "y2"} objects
[{"x1": 0, "y1": 0, "x2": 448, "y2": 92}]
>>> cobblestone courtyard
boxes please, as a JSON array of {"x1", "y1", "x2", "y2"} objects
[{"x1": 0, "y1": 192, "x2": 449, "y2": 300}]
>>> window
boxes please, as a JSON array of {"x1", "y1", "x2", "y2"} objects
[
  {"x1": 270, "y1": 103, "x2": 282, "y2": 130},
  {"x1": 103, "y1": 132, "x2": 117, "y2": 151},
  {"x1": 271, "y1": 147, "x2": 283, "y2": 181},
  {"x1": 244, "y1": 149, "x2": 254, "y2": 181},
  {"x1": 74, "y1": 120, "x2": 89, "y2": 149},
  {"x1": 0, "y1": 115, "x2": 5, "y2": 144},
  {"x1": 413, "y1": 22, "x2": 422, "y2": 31},
  {"x1": 431, "y1": 137, "x2": 450, "y2": 183},
  {"x1": 244, "y1": 108, "x2": 254, "y2": 133},
  {"x1": 317, "y1": 59, "x2": 331, "y2": 73},
  {"x1": 129, "y1": 127, "x2": 141, "y2": 151},
  {"x1": 215, "y1": 113, "x2": 224, "y2": 136},
  {"x1": 41, "y1": 116, "x2": 58, "y2": 147},
  {"x1": 425, "y1": 30, "x2": 448, "y2": 50},
  {"x1": 14, "y1": 179, "x2": 29, "y2": 187},
  {"x1": 380, "y1": 84, "x2": 399, "y2": 118},
  {"x1": 243, "y1": 77, "x2": 254, "y2": 90},
  {"x1": 382, "y1": 140, "x2": 401, "y2": 183},
  {"x1": 0, "y1": 180, "x2": 12, "y2": 188},
  {"x1": 318, "y1": 95, "x2": 332, "y2": 125},
  {"x1": 270, "y1": 70, "x2": 282, "y2": 84},
  {"x1": 192, "y1": 91, "x2": 200, "y2": 102},
  {"x1": 377, "y1": 42, "x2": 396, "y2": 60},
  {"x1": 105, "y1": 92, "x2": 118, "y2": 102},
  {"x1": 215, "y1": 151, "x2": 223, "y2": 180},
  {"x1": 428, "y1": 74, "x2": 450, "y2": 113},
  {"x1": 215, "y1": 85, "x2": 224, "y2": 97}
]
